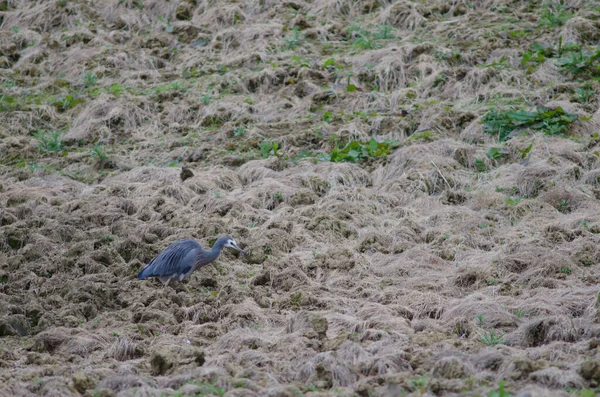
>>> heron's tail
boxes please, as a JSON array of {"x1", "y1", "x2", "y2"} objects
[{"x1": 137, "y1": 264, "x2": 153, "y2": 280}]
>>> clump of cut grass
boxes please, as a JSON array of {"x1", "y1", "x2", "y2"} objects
[{"x1": 482, "y1": 106, "x2": 579, "y2": 142}]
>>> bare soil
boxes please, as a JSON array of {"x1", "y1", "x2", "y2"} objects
[{"x1": 2, "y1": 0, "x2": 600, "y2": 396}]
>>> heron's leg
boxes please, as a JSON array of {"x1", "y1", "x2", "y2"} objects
[{"x1": 163, "y1": 278, "x2": 171, "y2": 289}]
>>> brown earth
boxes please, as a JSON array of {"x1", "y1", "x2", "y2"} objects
[{"x1": 2, "y1": 0, "x2": 600, "y2": 396}]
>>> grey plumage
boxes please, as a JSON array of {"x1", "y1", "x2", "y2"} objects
[{"x1": 137, "y1": 236, "x2": 247, "y2": 286}]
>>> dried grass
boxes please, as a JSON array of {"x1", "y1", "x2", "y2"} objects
[{"x1": 2, "y1": 0, "x2": 600, "y2": 395}]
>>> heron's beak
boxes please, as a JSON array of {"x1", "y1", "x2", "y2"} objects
[{"x1": 231, "y1": 242, "x2": 248, "y2": 256}]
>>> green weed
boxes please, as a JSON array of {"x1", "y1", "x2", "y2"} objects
[
  {"x1": 476, "y1": 314, "x2": 485, "y2": 327},
  {"x1": 488, "y1": 380, "x2": 513, "y2": 397},
  {"x1": 290, "y1": 292, "x2": 302, "y2": 307},
  {"x1": 505, "y1": 196, "x2": 524, "y2": 206},
  {"x1": 474, "y1": 159, "x2": 487, "y2": 172},
  {"x1": 480, "y1": 329, "x2": 504, "y2": 346},
  {"x1": 486, "y1": 147, "x2": 509, "y2": 161},
  {"x1": 352, "y1": 33, "x2": 381, "y2": 50},
  {"x1": 200, "y1": 94, "x2": 212, "y2": 105},
  {"x1": 53, "y1": 93, "x2": 85, "y2": 111},
  {"x1": 373, "y1": 24, "x2": 395, "y2": 40},
  {"x1": 539, "y1": 2, "x2": 572, "y2": 28},
  {"x1": 407, "y1": 130, "x2": 436, "y2": 142},
  {"x1": 408, "y1": 375, "x2": 428, "y2": 393},
  {"x1": 574, "y1": 85, "x2": 595, "y2": 103},
  {"x1": 34, "y1": 130, "x2": 64, "y2": 153},
  {"x1": 83, "y1": 72, "x2": 97, "y2": 87},
  {"x1": 291, "y1": 55, "x2": 310, "y2": 67},
  {"x1": 106, "y1": 83, "x2": 125, "y2": 97},
  {"x1": 556, "y1": 199, "x2": 569, "y2": 213},
  {"x1": 318, "y1": 137, "x2": 397, "y2": 163},
  {"x1": 512, "y1": 309, "x2": 525, "y2": 318},
  {"x1": 89, "y1": 144, "x2": 108, "y2": 162},
  {"x1": 259, "y1": 141, "x2": 279, "y2": 158},
  {"x1": 518, "y1": 142, "x2": 533, "y2": 160},
  {"x1": 233, "y1": 126, "x2": 247, "y2": 137},
  {"x1": 283, "y1": 27, "x2": 303, "y2": 50},
  {"x1": 186, "y1": 381, "x2": 225, "y2": 396},
  {"x1": 555, "y1": 48, "x2": 600, "y2": 77},
  {"x1": 482, "y1": 106, "x2": 578, "y2": 142}
]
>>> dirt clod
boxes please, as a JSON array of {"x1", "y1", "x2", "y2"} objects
[{"x1": 150, "y1": 349, "x2": 174, "y2": 376}]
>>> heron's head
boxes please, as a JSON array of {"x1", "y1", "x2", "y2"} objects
[{"x1": 221, "y1": 236, "x2": 247, "y2": 256}]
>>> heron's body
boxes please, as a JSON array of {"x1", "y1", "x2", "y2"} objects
[{"x1": 137, "y1": 236, "x2": 246, "y2": 286}]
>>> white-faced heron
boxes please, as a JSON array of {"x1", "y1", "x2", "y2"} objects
[{"x1": 137, "y1": 236, "x2": 247, "y2": 287}]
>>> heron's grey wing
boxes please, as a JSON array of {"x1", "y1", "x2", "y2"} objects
[{"x1": 137, "y1": 239, "x2": 201, "y2": 279}]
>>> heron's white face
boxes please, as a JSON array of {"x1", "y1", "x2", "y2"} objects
[
  {"x1": 224, "y1": 238, "x2": 248, "y2": 255},
  {"x1": 224, "y1": 239, "x2": 237, "y2": 248}
]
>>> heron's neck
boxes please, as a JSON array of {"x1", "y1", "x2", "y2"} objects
[{"x1": 210, "y1": 244, "x2": 223, "y2": 256}]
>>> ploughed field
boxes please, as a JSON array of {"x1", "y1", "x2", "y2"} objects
[{"x1": 2, "y1": 0, "x2": 600, "y2": 396}]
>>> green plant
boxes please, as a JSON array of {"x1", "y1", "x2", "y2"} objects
[
  {"x1": 408, "y1": 376, "x2": 428, "y2": 393},
  {"x1": 476, "y1": 314, "x2": 485, "y2": 327},
  {"x1": 106, "y1": 83, "x2": 125, "y2": 97},
  {"x1": 556, "y1": 48, "x2": 600, "y2": 77},
  {"x1": 83, "y1": 72, "x2": 97, "y2": 87},
  {"x1": 53, "y1": 93, "x2": 85, "y2": 111},
  {"x1": 186, "y1": 381, "x2": 225, "y2": 396},
  {"x1": 290, "y1": 292, "x2": 302, "y2": 307},
  {"x1": 474, "y1": 158, "x2": 487, "y2": 172},
  {"x1": 482, "y1": 106, "x2": 579, "y2": 142},
  {"x1": 89, "y1": 144, "x2": 108, "y2": 162},
  {"x1": 518, "y1": 142, "x2": 533, "y2": 160},
  {"x1": 352, "y1": 33, "x2": 381, "y2": 50},
  {"x1": 560, "y1": 267, "x2": 572, "y2": 275},
  {"x1": 200, "y1": 94, "x2": 212, "y2": 105},
  {"x1": 318, "y1": 137, "x2": 397, "y2": 163},
  {"x1": 512, "y1": 309, "x2": 524, "y2": 318},
  {"x1": 575, "y1": 85, "x2": 595, "y2": 103},
  {"x1": 556, "y1": 199, "x2": 569, "y2": 213},
  {"x1": 34, "y1": 130, "x2": 64, "y2": 153},
  {"x1": 259, "y1": 141, "x2": 279, "y2": 158},
  {"x1": 480, "y1": 329, "x2": 504, "y2": 346},
  {"x1": 157, "y1": 15, "x2": 174, "y2": 33},
  {"x1": 283, "y1": 27, "x2": 303, "y2": 50},
  {"x1": 539, "y1": 2, "x2": 572, "y2": 28},
  {"x1": 488, "y1": 380, "x2": 513, "y2": 397},
  {"x1": 273, "y1": 191, "x2": 283, "y2": 201},
  {"x1": 486, "y1": 147, "x2": 509, "y2": 161},
  {"x1": 505, "y1": 196, "x2": 524, "y2": 206},
  {"x1": 233, "y1": 126, "x2": 247, "y2": 137},
  {"x1": 373, "y1": 24, "x2": 394, "y2": 40},
  {"x1": 291, "y1": 55, "x2": 310, "y2": 67}
]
